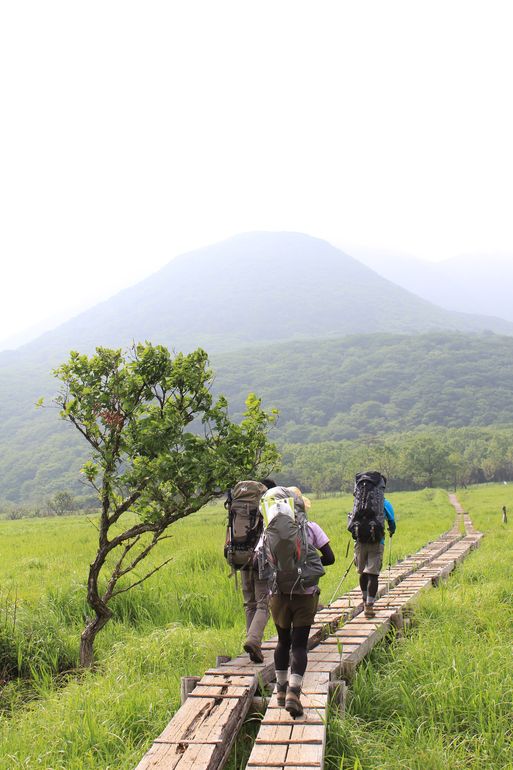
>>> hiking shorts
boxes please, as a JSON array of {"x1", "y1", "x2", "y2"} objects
[
  {"x1": 270, "y1": 592, "x2": 319, "y2": 628},
  {"x1": 354, "y1": 541, "x2": 384, "y2": 575}
]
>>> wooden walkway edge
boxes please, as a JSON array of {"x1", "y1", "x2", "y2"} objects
[{"x1": 134, "y1": 500, "x2": 474, "y2": 770}]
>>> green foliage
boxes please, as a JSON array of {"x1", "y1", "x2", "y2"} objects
[
  {"x1": 51, "y1": 342, "x2": 278, "y2": 663},
  {"x1": 2, "y1": 331, "x2": 513, "y2": 502},
  {"x1": 54, "y1": 342, "x2": 278, "y2": 522},
  {"x1": 213, "y1": 331, "x2": 513, "y2": 442},
  {"x1": 278, "y1": 426, "x2": 513, "y2": 494}
]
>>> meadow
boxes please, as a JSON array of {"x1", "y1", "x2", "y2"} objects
[{"x1": 0, "y1": 488, "x2": 455, "y2": 769}]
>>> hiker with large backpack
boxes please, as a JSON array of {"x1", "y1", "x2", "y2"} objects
[
  {"x1": 347, "y1": 471, "x2": 396, "y2": 618},
  {"x1": 224, "y1": 478, "x2": 276, "y2": 664},
  {"x1": 257, "y1": 485, "x2": 335, "y2": 718}
]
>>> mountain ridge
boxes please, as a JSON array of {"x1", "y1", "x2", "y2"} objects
[{"x1": 3, "y1": 232, "x2": 513, "y2": 367}]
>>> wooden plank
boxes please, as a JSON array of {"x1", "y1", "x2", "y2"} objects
[
  {"x1": 287, "y1": 741, "x2": 324, "y2": 766},
  {"x1": 247, "y1": 742, "x2": 287, "y2": 766},
  {"x1": 187, "y1": 685, "x2": 250, "y2": 698},
  {"x1": 135, "y1": 741, "x2": 217, "y2": 770},
  {"x1": 156, "y1": 687, "x2": 255, "y2": 745},
  {"x1": 262, "y1": 708, "x2": 325, "y2": 725}
]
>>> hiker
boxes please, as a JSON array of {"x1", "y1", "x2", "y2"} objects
[
  {"x1": 347, "y1": 471, "x2": 396, "y2": 618},
  {"x1": 224, "y1": 478, "x2": 276, "y2": 664},
  {"x1": 258, "y1": 486, "x2": 335, "y2": 718}
]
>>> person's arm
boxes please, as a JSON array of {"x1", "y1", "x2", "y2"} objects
[
  {"x1": 384, "y1": 499, "x2": 396, "y2": 536},
  {"x1": 319, "y1": 542, "x2": 335, "y2": 566}
]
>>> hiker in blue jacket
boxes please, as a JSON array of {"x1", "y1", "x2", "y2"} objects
[{"x1": 354, "y1": 497, "x2": 396, "y2": 617}]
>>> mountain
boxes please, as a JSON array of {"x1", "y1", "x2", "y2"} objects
[
  {"x1": 355, "y1": 250, "x2": 513, "y2": 323},
  {"x1": 4, "y1": 233, "x2": 513, "y2": 371},
  {"x1": 2, "y1": 231, "x2": 513, "y2": 503}
]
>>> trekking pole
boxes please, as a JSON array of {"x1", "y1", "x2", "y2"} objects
[
  {"x1": 328, "y1": 559, "x2": 353, "y2": 607},
  {"x1": 386, "y1": 533, "x2": 392, "y2": 607},
  {"x1": 327, "y1": 537, "x2": 353, "y2": 607}
]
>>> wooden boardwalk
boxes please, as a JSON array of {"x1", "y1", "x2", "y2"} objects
[{"x1": 135, "y1": 498, "x2": 481, "y2": 770}]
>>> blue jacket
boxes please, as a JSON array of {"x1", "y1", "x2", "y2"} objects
[{"x1": 381, "y1": 499, "x2": 396, "y2": 544}]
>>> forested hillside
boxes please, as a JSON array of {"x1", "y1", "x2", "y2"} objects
[
  {"x1": 2, "y1": 331, "x2": 513, "y2": 503},
  {"x1": 214, "y1": 331, "x2": 513, "y2": 441},
  {"x1": 278, "y1": 426, "x2": 513, "y2": 494}
]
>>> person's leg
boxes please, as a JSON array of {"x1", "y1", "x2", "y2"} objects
[
  {"x1": 242, "y1": 569, "x2": 266, "y2": 662},
  {"x1": 366, "y1": 573, "x2": 379, "y2": 602},
  {"x1": 285, "y1": 594, "x2": 319, "y2": 717},
  {"x1": 274, "y1": 624, "x2": 291, "y2": 706},
  {"x1": 359, "y1": 572, "x2": 369, "y2": 603},
  {"x1": 363, "y1": 543, "x2": 384, "y2": 617},
  {"x1": 241, "y1": 568, "x2": 256, "y2": 633},
  {"x1": 245, "y1": 574, "x2": 270, "y2": 649},
  {"x1": 290, "y1": 626, "x2": 310, "y2": 679},
  {"x1": 355, "y1": 542, "x2": 368, "y2": 602}
]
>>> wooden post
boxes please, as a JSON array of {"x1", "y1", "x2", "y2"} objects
[
  {"x1": 180, "y1": 676, "x2": 201, "y2": 705},
  {"x1": 249, "y1": 695, "x2": 268, "y2": 715},
  {"x1": 328, "y1": 680, "x2": 347, "y2": 715},
  {"x1": 502, "y1": 506, "x2": 508, "y2": 524},
  {"x1": 216, "y1": 655, "x2": 232, "y2": 666}
]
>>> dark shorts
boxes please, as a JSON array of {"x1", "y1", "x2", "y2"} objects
[{"x1": 270, "y1": 592, "x2": 319, "y2": 628}]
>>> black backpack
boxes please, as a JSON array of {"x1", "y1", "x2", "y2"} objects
[
  {"x1": 347, "y1": 471, "x2": 386, "y2": 543},
  {"x1": 224, "y1": 480, "x2": 267, "y2": 570}
]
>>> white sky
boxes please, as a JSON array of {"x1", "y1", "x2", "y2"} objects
[{"x1": 1, "y1": 1, "x2": 512, "y2": 348}]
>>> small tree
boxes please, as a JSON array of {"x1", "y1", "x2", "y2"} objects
[
  {"x1": 47, "y1": 491, "x2": 77, "y2": 516},
  {"x1": 52, "y1": 343, "x2": 279, "y2": 666}
]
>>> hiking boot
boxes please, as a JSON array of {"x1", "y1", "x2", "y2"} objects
[
  {"x1": 364, "y1": 603, "x2": 376, "y2": 618},
  {"x1": 243, "y1": 641, "x2": 264, "y2": 664},
  {"x1": 285, "y1": 686, "x2": 304, "y2": 718},
  {"x1": 276, "y1": 682, "x2": 287, "y2": 708}
]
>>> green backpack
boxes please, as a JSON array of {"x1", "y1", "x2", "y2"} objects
[{"x1": 258, "y1": 486, "x2": 325, "y2": 596}]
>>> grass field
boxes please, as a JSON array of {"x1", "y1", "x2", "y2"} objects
[{"x1": 0, "y1": 487, "x2": 478, "y2": 769}]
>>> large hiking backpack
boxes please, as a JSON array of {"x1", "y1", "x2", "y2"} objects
[
  {"x1": 224, "y1": 480, "x2": 267, "y2": 570},
  {"x1": 259, "y1": 486, "x2": 325, "y2": 596},
  {"x1": 347, "y1": 471, "x2": 386, "y2": 543}
]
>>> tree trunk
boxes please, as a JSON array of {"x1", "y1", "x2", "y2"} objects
[
  {"x1": 80, "y1": 549, "x2": 112, "y2": 667},
  {"x1": 79, "y1": 611, "x2": 112, "y2": 667}
]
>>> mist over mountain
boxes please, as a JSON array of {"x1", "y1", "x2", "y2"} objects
[
  {"x1": 3, "y1": 233, "x2": 512, "y2": 369},
  {"x1": 355, "y1": 251, "x2": 513, "y2": 322}
]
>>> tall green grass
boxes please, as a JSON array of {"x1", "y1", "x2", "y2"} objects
[
  {"x1": 0, "y1": 489, "x2": 454, "y2": 769},
  {"x1": 326, "y1": 483, "x2": 513, "y2": 770}
]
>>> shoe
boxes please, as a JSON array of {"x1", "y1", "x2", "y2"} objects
[
  {"x1": 244, "y1": 641, "x2": 264, "y2": 664},
  {"x1": 364, "y1": 603, "x2": 376, "y2": 618},
  {"x1": 276, "y1": 682, "x2": 287, "y2": 707},
  {"x1": 285, "y1": 686, "x2": 304, "y2": 718}
]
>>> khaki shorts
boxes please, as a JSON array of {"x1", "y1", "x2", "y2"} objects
[
  {"x1": 270, "y1": 592, "x2": 319, "y2": 628},
  {"x1": 354, "y1": 541, "x2": 384, "y2": 575}
]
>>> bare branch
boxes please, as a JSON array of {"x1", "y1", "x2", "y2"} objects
[
  {"x1": 66, "y1": 413, "x2": 102, "y2": 453},
  {"x1": 109, "y1": 556, "x2": 173, "y2": 598},
  {"x1": 86, "y1": 516, "x2": 100, "y2": 532},
  {"x1": 102, "y1": 535, "x2": 142, "y2": 600},
  {"x1": 107, "y1": 488, "x2": 145, "y2": 527}
]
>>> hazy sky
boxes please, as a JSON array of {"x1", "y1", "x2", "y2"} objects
[{"x1": 1, "y1": 1, "x2": 512, "y2": 349}]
